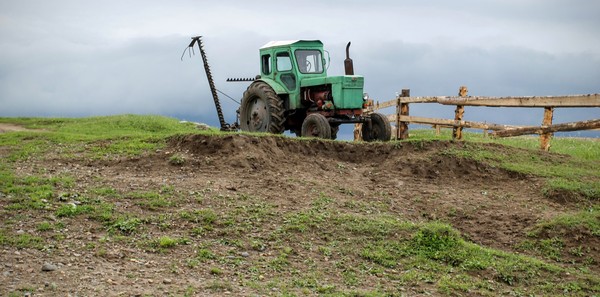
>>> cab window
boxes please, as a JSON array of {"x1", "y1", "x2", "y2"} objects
[
  {"x1": 295, "y1": 50, "x2": 323, "y2": 74},
  {"x1": 276, "y1": 52, "x2": 292, "y2": 71},
  {"x1": 261, "y1": 54, "x2": 271, "y2": 75}
]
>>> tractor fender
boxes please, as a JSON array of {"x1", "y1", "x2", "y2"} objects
[{"x1": 256, "y1": 78, "x2": 288, "y2": 95}]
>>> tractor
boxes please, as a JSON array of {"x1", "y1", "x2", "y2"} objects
[{"x1": 185, "y1": 37, "x2": 391, "y2": 141}]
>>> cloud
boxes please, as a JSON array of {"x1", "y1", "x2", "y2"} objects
[{"x1": 0, "y1": 0, "x2": 598, "y2": 137}]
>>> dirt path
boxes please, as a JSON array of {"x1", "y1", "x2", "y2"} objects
[{"x1": 0, "y1": 123, "x2": 44, "y2": 133}]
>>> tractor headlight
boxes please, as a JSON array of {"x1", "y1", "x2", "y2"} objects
[{"x1": 363, "y1": 93, "x2": 369, "y2": 100}]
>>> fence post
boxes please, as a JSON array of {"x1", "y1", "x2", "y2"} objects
[
  {"x1": 540, "y1": 107, "x2": 554, "y2": 151},
  {"x1": 398, "y1": 89, "x2": 410, "y2": 139},
  {"x1": 452, "y1": 86, "x2": 468, "y2": 140}
]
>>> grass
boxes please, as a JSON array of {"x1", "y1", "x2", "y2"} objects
[
  {"x1": 420, "y1": 129, "x2": 600, "y2": 201},
  {"x1": 0, "y1": 230, "x2": 45, "y2": 250},
  {"x1": 0, "y1": 115, "x2": 206, "y2": 160},
  {"x1": 1, "y1": 115, "x2": 599, "y2": 296},
  {"x1": 530, "y1": 205, "x2": 600, "y2": 237}
]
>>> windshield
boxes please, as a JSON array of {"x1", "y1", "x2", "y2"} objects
[{"x1": 295, "y1": 50, "x2": 323, "y2": 74}]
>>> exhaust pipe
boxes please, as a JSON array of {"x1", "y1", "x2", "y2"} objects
[{"x1": 344, "y1": 41, "x2": 354, "y2": 75}]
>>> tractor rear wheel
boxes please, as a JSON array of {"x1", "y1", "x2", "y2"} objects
[
  {"x1": 239, "y1": 82, "x2": 285, "y2": 134},
  {"x1": 301, "y1": 114, "x2": 331, "y2": 139},
  {"x1": 362, "y1": 112, "x2": 391, "y2": 141}
]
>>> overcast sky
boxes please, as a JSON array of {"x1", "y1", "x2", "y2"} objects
[{"x1": 1, "y1": 0, "x2": 599, "y2": 136}]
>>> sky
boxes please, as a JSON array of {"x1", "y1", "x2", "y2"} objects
[{"x1": 1, "y1": 0, "x2": 599, "y2": 137}]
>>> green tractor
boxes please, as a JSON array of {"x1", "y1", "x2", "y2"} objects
[
  {"x1": 186, "y1": 37, "x2": 391, "y2": 141},
  {"x1": 239, "y1": 40, "x2": 391, "y2": 141}
]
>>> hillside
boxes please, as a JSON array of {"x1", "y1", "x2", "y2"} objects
[{"x1": 1, "y1": 116, "x2": 599, "y2": 296}]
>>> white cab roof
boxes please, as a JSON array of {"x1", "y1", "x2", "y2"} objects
[{"x1": 260, "y1": 40, "x2": 322, "y2": 49}]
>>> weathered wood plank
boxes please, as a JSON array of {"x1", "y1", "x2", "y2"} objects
[
  {"x1": 437, "y1": 93, "x2": 600, "y2": 107},
  {"x1": 378, "y1": 93, "x2": 600, "y2": 108},
  {"x1": 389, "y1": 115, "x2": 520, "y2": 131},
  {"x1": 398, "y1": 97, "x2": 440, "y2": 104},
  {"x1": 373, "y1": 100, "x2": 397, "y2": 110},
  {"x1": 493, "y1": 119, "x2": 600, "y2": 137}
]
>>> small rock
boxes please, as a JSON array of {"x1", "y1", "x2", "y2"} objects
[
  {"x1": 163, "y1": 278, "x2": 172, "y2": 284},
  {"x1": 196, "y1": 123, "x2": 211, "y2": 130},
  {"x1": 240, "y1": 252, "x2": 250, "y2": 258},
  {"x1": 42, "y1": 263, "x2": 58, "y2": 272}
]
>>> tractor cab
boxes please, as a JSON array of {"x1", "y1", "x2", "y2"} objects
[
  {"x1": 257, "y1": 40, "x2": 365, "y2": 113},
  {"x1": 258, "y1": 41, "x2": 327, "y2": 105}
]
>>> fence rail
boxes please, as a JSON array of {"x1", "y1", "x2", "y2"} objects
[{"x1": 364, "y1": 87, "x2": 600, "y2": 151}]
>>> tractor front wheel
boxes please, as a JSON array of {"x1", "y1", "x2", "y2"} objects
[
  {"x1": 301, "y1": 114, "x2": 331, "y2": 139},
  {"x1": 362, "y1": 112, "x2": 392, "y2": 141},
  {"x1": 239, "y1": 82, "x2": 285, "y2": 134},
  {"x1": 330, "y1": 124, "x2": 340, "y2": 140}
]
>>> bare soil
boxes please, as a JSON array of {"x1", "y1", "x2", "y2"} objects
[
  {"x1": 0, "y1": 123, "x2": 38, "y2": 133},
  {"x1": 1, "y1": 133, "x2": 597, "y2": 296}
]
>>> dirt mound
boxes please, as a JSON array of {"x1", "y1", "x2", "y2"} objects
[
  {"x1": 167, "y1": 134, "x2": 514, "y2": 181},
  {"x1": 159, "y1": 134, "x2": 583, "y2": 253}
]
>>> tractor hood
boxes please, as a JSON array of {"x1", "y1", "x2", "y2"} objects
[{"x1": 300, "y1": 75, "x2": 364, "y2": 89}]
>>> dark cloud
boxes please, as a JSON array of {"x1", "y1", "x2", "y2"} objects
[{"x1": 0, "y1": 1, "x2": 598, "y2": 137}]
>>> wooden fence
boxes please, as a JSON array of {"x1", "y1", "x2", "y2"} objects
[{"x1": 361, "y1": 87, "x2": 600, "y2": 151}]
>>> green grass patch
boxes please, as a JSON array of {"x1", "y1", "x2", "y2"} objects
[
  {"x1": 429, "y1": 131, "x2": 600, "y2": 201},
  {"x1": 108, "y1": 217, "x2": 142, "y2": 235},
  {"x1": 0, "y1": 115, "x2": 205, "y2": 160},
  {"x1": 55, "y1": 203, "x2": 94, "y2": 217},
  {"x1": 36, "y1": 221, "x2": 53, "y2": 232},
  {"x1": 529, "y1": 206, "x2": 600, "y2": 237},
  {"x1": 128, "y1": 190, "x2": 176, "y2": 210},
  {"x1": 179, "y1": 209, "x2": 217, "y2": 225},
  {"x1": 143, "y1": 236, "x2": 190, "y2": 252},
  {"x1": 0, "y1": 230, "x2": 44, "y2": 249}
]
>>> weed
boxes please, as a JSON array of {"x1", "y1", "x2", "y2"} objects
[
  {"x1": 530, "y1": 208, "x2": 600, "y2": 237},
  {"x1": 55, "y1": 203, "x2": 94, "y2": 217},
  {"x1": 517, "y1": 238, "x2": 564, "y2": 261},
  {"x1": 0, "y1": 231, "x2": 44, "y2": 249},
  {"x1": 180, "y1": 209, "x2": 217, "y2": 225},
  {"x1": 158, "y1": 236, "x2": 178, "y2": 248},
  {"x1": 209, "y1": 267, "x2": 223, "y2": 275},
  {"x1": 109, "y1": 217, "x2": 142, "y2": 234},
  {"x1": 36, "y1": 221, "x2": 53, "y2": 232},
  {"x1": 411, "y1": 222, "x2": 462, "y2": 257},
  {"x1": 128, "y1": 189, "x2": 177, "y2": 210},
  {"x1": 206, "y1": 280, "x2": 232, "y2": 292},
  {"x1": 143, "y1": 236, "x2": 189, "y2": 252},
  {"x1": 91, "y1": 187, "x2": 119, "y2": 198},
  {"x1": 197, "y1": 248, "x2": 217, "y2": 261},
  {"x1": 168, "y1": 154, "x2": 186, "y2": 166},
  {"x1": 360, "y1": 242, "x2": 401, "y2": 268}
]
